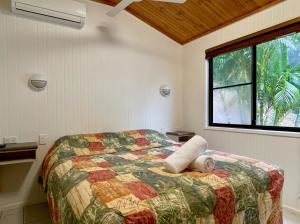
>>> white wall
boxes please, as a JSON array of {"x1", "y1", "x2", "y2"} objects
[
  {"x1": 0, "y1": 0, "x2": 183, "y2": 207},
  {"x1": 182, "y1": 0, "x2": 300, "y2": 211}
]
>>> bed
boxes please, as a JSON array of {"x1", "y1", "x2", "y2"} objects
[{"x1": 42, "y1": 129, "x2": 284, "y2": 224}]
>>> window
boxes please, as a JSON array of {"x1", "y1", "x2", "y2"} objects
[{"x1": 208, "y1": 21, "x2": 300, "y2": 132}]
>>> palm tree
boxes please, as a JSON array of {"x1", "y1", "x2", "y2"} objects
[{"x1": 257, "y1": 33, "x2": 300, "y2": 127}]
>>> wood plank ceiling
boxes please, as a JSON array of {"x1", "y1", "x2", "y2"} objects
[{"x1": 94, "y1": 0, "x2": 283, "y2": 44}]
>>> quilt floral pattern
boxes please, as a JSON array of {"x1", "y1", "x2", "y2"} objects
[{"x1": 42, "y1": 129, "x2": 284, "y2": 224}]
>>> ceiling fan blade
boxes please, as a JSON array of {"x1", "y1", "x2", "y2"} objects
[
  {"x1": 106, "y1": 0, "x2": 135, "y2": 17},
  {"x1": 153, "y1": 0, "x2": 187, "y2": 3}
]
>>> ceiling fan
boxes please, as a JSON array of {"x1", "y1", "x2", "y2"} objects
[{"x1": 106, "y1": 0, "x2": 187, "y2": 17}]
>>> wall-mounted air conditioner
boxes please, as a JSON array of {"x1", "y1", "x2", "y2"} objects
[{"x1": 11, "y1": 0, "x2": 86, "y2": 28}]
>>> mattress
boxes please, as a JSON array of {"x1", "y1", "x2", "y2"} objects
[{"x1": 42, "y1": 129, "x2": 284, "y2": 224}]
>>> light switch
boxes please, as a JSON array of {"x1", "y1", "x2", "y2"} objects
[{"x1": 39, "y1": 134, "x2": 48, "y2": 145}]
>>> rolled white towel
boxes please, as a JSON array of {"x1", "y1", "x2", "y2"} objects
[
  {"x1": 164, "y1": 135, "x2": 208, "y2": 173},
  {"x1": 188, "y1": 155, "x2": 215, "y2": 173}
]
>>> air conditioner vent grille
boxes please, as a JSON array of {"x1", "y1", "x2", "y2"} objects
[{"x1": 11, "y1": 0, "x2": 86, "y2": 28}]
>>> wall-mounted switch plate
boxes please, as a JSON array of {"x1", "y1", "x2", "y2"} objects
[{"x1": 39, "y1": 134, "x2": 48, "y2": 145}]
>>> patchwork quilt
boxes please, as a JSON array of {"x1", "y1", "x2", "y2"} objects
[{"x1": 42, "y1": 129, "x2": 284, "y2": 224}]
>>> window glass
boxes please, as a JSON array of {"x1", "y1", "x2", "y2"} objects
[
  {"x1": 213, "y1": 47, "x2": 252, "y2": 88},
  {"x1": 213, "y1": 85, "x2": 252, "y2": 125},
  {"x1": 256, "y1": 33, "x2": 300, "y2": 128},
  {"x1": 209, "y1": 30, "x2": 300, "y2": 131}
]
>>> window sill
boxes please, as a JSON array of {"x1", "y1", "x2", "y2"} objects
[{"x1": 204, "y1": 126, "x2": 300, "y2": 139}]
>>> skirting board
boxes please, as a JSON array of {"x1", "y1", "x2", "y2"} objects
[
  {"x1": 0, "y1": 201, "x2": 25, "y2": 218},
  {"x1": 283, "y1": 205, "x2": 300, "y2": 216}
]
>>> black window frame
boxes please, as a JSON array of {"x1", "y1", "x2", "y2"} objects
[{"x1": 208, "y1": 37, "x2": 300, "y2": 133}]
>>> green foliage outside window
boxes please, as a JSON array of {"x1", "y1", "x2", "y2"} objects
[
  {"x1": 211, "y1": 32, "x2": 300, "y2": 128},
  {"x1": 257, "y1": 33, "x2": 300, "y2": 127}
]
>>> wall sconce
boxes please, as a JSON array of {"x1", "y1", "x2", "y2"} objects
[
  {"x1": 28, "y1": 74, "x2": 47, "y2": 91},
  {"x1": 160, "y1": 85, "x2": 171, "y2": 97}
]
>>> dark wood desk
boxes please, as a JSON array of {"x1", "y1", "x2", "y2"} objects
[
  {"x1": 166, "y1": 131, "x2": 195, "y2": 143},
  {"x1": 0, "y1": 142, "x2": 38, "y2": 165}
]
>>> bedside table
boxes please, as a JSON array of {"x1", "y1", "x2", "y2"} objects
[
  {"x1": 166, "y1": 131, "x2": 195, "y2": 143},
  {"x1": 0, "y1": 142, "x2": 38, "y2": 165}
]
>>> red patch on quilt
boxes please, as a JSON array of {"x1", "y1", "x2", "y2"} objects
[
  {"x1": 48, "y1": 193, "x2": 59, "y2": 224},
  {"x1": 48, "y1": 145, "x2": 56, "y2": 154},
  {"x1": 158, "y1": 154, "x2": 169, "y2": 159},
  {"x1": 97, "y1": 162, "x2": 113, "y2": 168},
  {"x1": 135, "y1": 138, "x2": 150, "y2": 146},
  {"x1": 132, "y1": 151, "x2": 147, "y2": 155},
  {"x1": 42, "y1": 155, "x2": 52, "y2": 173},
  {"x1": 95, "y1": 134, "x2": 105, "y2": 139},
  {"x1": 213, "y1": 186, "x2": 235, "y2": 224},
  {"x1": 89, "y1": 142, "x2": 105, "y2": 151},
  {"x1": 124, "y1": 209, "x2": 156, "y2": 224},
  {"x1": 88, "y1": 170, "x2": 116, "y2": 183},
  {"x1": 137, "y1": 130, "x2": 147, "y2": 135},
  {"x1": 127, "y1": 181, "x2": 158, "y2": 200},
  {"x1": 72, "y1": 156, "x2": 91, "y2": 162},
  {"x1": 212, "y1": 169, "x2": 230, "y2": 178},
  {"x1": 268, "y1": 170, "x2": 284, "y2": 202}
]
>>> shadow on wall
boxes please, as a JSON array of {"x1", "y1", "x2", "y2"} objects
[
  {"x1": 0, "y1": 0, "x2": 11, "y2": 15},
  {"x1": 0, "y1": 161, "x2": 46, "y2": 206},
  {"x1": 0, "y1": 163, "x2": 32, "y2": 192}
]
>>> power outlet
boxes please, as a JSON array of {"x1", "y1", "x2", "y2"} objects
[
  {"x1": 39, "y1": 134, "x2": 48, "y2": 145},
  {"x1": 4, "y1": 136, "x2": 17, "y2": 144}
]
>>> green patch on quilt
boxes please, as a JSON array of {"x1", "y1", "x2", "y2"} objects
[
  {"x1": 147, "y1": 188, "x2": 192, "y2": 224},
  {"x1": 236, "y1": 161, "x2": 269, "y2": 193},
  {"x1": 59, "y1": 197, "x2": 78, "y2": 223},
  {"x1": 118, "y1": 136, "x2": 135, "y2": 145},
  {"x1": 176, "y1": 176, "x2": 216, "y2": 217},
  {"x1": 114, "y1": 147, "x2": 131, "y2": 154},
  {"x1": 54, "y1": 136, "x2": 69, "y2": 147},
  {"x1": 104, "y1": 155, "x2": 132, "y2": 166},
  {"x1": 68, "y1": 136, "x2": 90, "y2": 148},
  {"x1": 48, "y1": 171, "x2": 63, "y2": 198},
  {"x1": 134, "y1": 159, "x2": 160, "y2": 168},
  {"x1": 244, "y1": 207, "x2": 260, "y2": 224},
  {"x1": 59, "y1": 149, "x2": 76, "y2": 159},
  {"x1": 145, "y1": 132, "x2": 171, "y2": 146},
  {"x1": 80, "y1": 198, "x2": 108, "y2": 224},
  {"x1": 95, "y1": 208, "x2": 125, "y2": 224},
  {"x1": 101, "y1": 138, "x2": 122, "y2": 148},
  {"x1": 102, "y1": 133, "x2": 118, "y2": 138},
  {"x1": 150, "y1": 148, "x2": 173, "y2": 155},
  {"x1": 215, "y1": 161, "x2": 242, "y2": 173},
  {"x1": 228, "y1": 173, "x2": 258, "y2": 213},
  {"x1": 112, "y1": 164, "x2": 145, "y2": 175},
  {"x1": 133, "y1": 169, "x2": 177, "y2": 191},
  {"x1": 60, "y1": 169, "x2": 88, "y2": 196}
]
